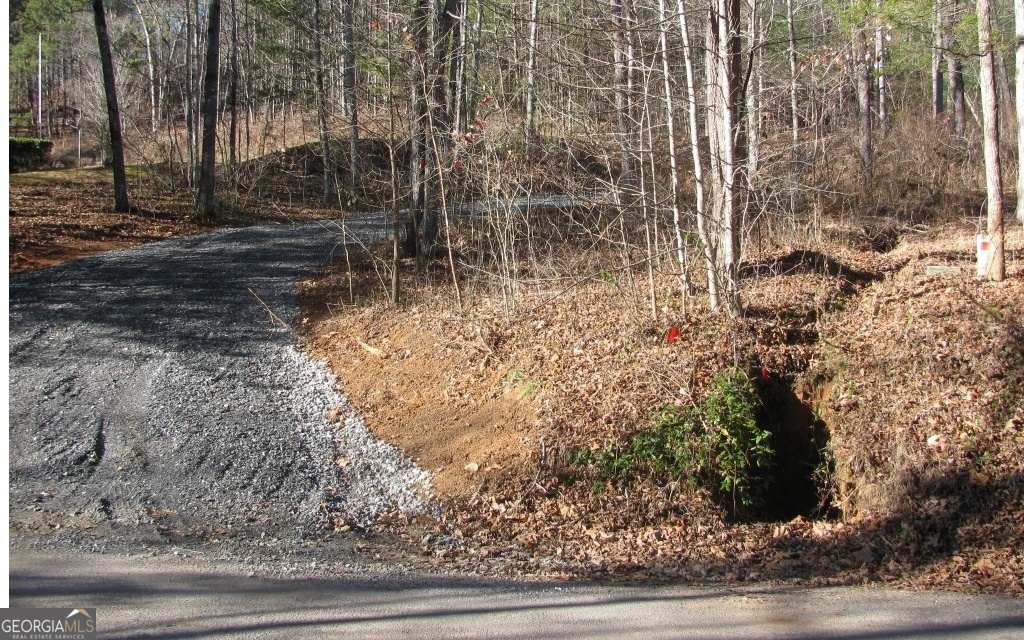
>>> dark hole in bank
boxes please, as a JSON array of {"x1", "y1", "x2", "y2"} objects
[{"x1": 754, "y1": 373, "x2": 832, "y2": 522}]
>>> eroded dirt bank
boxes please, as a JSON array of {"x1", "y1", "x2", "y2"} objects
[{"x1": 298, "y1": 223, "x2": 1024, "y2": 594}]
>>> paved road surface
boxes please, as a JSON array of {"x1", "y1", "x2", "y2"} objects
[{"x1": 11, "y1": 551, "x2": 1024, "y2": 639}]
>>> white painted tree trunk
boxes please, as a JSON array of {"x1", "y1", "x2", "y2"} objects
[{"x1": 978, "y1": 0, "x2": 1006, "y2": 279}]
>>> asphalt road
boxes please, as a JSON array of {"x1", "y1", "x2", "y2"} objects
[
  {"x1": 9, "y1": 220, "x2": 1024, "y2": 638},
  {"x1": 11, "y1": 551, "x2": 1024, "y2": 639}
]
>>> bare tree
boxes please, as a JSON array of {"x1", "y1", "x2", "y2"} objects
[
  {"x1": 656, "y1": 0, "x2": 688, "y2": 303},
  {"x1": 226, "y1": 0, "x2": 239, "y2": 180},
  {"x1": 875, "y1": 0, "x2": 888, "y2": 131},
  {"x1": 947, "y1": 0, "x2": 966, "y2": 136},
  {"x1": 342, "y1": 0, "x2": 359, "y2": 199},
  {"x1": 404, "y1": 0, "x2": 431, "y2": 258},
  {"x1": 853, "y1": 24, "x2": 872, "y2": 179},
  {"x1": 313, "y1": 0, "x2": 335, "y2": 205},
  {"x1": 978, "y1": 0, "x2": 1006, "y2": 279},
  {"x1": 196, "y1": 0, "x2": 221, "y2": 219},
  {"x1": 92, "y1": 0, "x2": 129, "y2": 213},
  {"x1": 746, "y1": 0, "x2": 765, "y2": 179},
  {"x1": 786, "y1": 0, "x2": 799, "y2": 144},
  {"x1": 131, "y1": 0, "x2": 157, "y2": 132},
  {"x1": 933, "y1": 0, "x2": 945, "y2": 117},
  {"x1": 677, "y1": 0, "x2": 718, "y2": 308},
  {"x1": 705, "y1": 0, "x2": 745, "y2": 314},
  {"x1": 1016, "y1": 0, "x2": 1024, "y2": 222},
  {"x1": 525, "y1": 0, "x2": 540, "y2": 143},
  {"x1": 612, "y1": 0, "x2": 638, "y2": 193},
  {"x1": 184, "y1": 0, "x2": 199, "y2": 185}
]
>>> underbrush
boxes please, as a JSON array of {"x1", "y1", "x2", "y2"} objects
[
  {"x1": 300, "y1": 218, "x2": 1023, "y2": 593},
  {"x1": 234, "y1": 130, "x2": 613, "y2": 213},
  {"x1": 567, "y1": 368, "x2": 774, "y2": 518}
]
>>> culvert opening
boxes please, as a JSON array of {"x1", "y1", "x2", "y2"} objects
[{"x1": 754, "y1": 374, "x2": 832, "y2": 521}]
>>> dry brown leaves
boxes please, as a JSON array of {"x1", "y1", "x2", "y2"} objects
[
  {"x1": 296, "y1": 227, "x2": 1019, "y2": 593},
  {"x1": 9, "y1": 168, "x2": 341, "y2": 274},
  {"x1": 297, "y1": 221, "x2": 1023, "y2": 595}
]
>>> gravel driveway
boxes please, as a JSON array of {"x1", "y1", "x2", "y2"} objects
[{"x1": 9, "y1": 218, "x2": 432, "y2": 548}]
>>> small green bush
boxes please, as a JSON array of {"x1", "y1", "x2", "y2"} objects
[
  {"x1": 10, "y1": 137, "x2": 53, "y2": 172},
  {"x1": 570, "y1": 368, "x2": 774, "y2": 515}
]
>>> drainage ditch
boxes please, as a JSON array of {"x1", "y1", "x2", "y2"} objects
[{"x1": 754, "y1": 374, "x2": 833, "y2": 521}]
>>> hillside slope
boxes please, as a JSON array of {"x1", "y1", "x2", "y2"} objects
[{"x1": 299, "y1": 222, "x2": 1023, "y2": 593}]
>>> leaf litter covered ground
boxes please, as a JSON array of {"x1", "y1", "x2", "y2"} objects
[
  {"x1": 299, "y1": 221, "x2": 1024, "y2": 595},
  {"x1": 8, "y1": 167, "x2": 341, "y2": 274},
  {"x1": 10, "y1": 169, "x2": 1022, "y2": 595}
]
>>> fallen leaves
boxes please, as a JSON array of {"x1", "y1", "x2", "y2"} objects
[
  {"x1": 9, "y1": 169, "x2": 343, "y2": 275},
  {"x1": 301, "y1": 220, "x2": 1024, "y2": 594},
  {"x1": 666, "y1": 326, "x2": 680, "y2": 344}
]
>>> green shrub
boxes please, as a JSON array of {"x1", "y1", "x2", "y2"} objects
[
  {"x1": 570, "y1": 368, "x2": 774, "y2": 515},
  {"x1": 10, "y1": 137, "x2": 53, "y2": 172}
]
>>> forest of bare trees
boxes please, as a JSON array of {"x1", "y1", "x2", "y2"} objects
[{"x1": 9, "y1": 0, "x2": 1022, "y2": 311}]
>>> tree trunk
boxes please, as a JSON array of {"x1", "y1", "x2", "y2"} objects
[
  {"x1": 875, "y1": 0, "x2": 888, "y2": 131},
  {"x1": 525, "y1": 0, "x2": 540, "y2": 143},
  {"x1": 786, "y1": 0, "x2": 799, "y2": 144},
  {"x1": 432, "y1": 0, "x2": 459, "y2": 139},
  {"x1": 424, "y1": 0, "x2": 459, "y2": 253},
  {"x1": 342, "y1": 0, "x2": 359, "y2": 200},
  {"x1": 706, "y1": 0, "x2": 744, "y2": 315},
  {"x1": 946, "y1": 0, "x2": 966, "y2": 137},
  {"x1": 746, "y1": 0, "x2": 763, "y2": 181},
  {"x1": 184, "y1": 0, "x2": 198, "y2": 185},
  {"x1": 933, "y1": 0, "x2": 945, "y2": 117},
  {"x1": 227, "y1": 0, "x2": 239, "y2": 181},
  {"x1": 404, "y1": 0, "x2": 431, "y2": 258},
  {"x1": 452, "y1": 0, "x2": 469, "y2": 137},
  {"x1": 132, "y1": 0, "x2": 158, "y2": 132},
  {"x1": 467, "y1": 0, "x2": 484, "y2": 128},
  {"x1": 1016, "y1": 0, "x2": 1024, "y2": 222},
  {"x1": 313, "y1": 0, "x2": 335, "y2": 205},
  {"x1": 196, "y1": 0, "x2": 222, "y2": 220},
  {"x1": 978, "y1": 0, "x2": 1006, "y2": 279},
  {"x1": 92, "y1": 0, "x2": 130, "y2": 213},
  {"x1": 997, "y1": 46, "x2": 1015, "y2": 113},
  {"x1": 612, "y1": 0, "x2": 637, "y2": 194},
  {"x1": 948, "y1": 55, "x2": 966, "y2": 135},
  {"x1": 657, "y1": 0, "x2": 689, "y2": 302},
  {"x1": 854, "y1": 26, "x2": 873, "y2": 179},
  {"x1": 384, "y1": 0, "x2": 402, "y2": 303},
  {"x1": 677, "y1": 0, "x2": 717, "y2": 309}
]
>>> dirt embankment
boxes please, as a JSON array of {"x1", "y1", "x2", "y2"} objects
[
  {"x1": 301, "y1": 304, "x2": 539, "y2": 496},
  {"x1": 299, "y1": 223, "x2": 1024, "y2": 594}
]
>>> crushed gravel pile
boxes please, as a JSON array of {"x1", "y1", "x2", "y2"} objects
[{"x1": 9, "y1": 218, "x2": 433, "y2": 548}]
